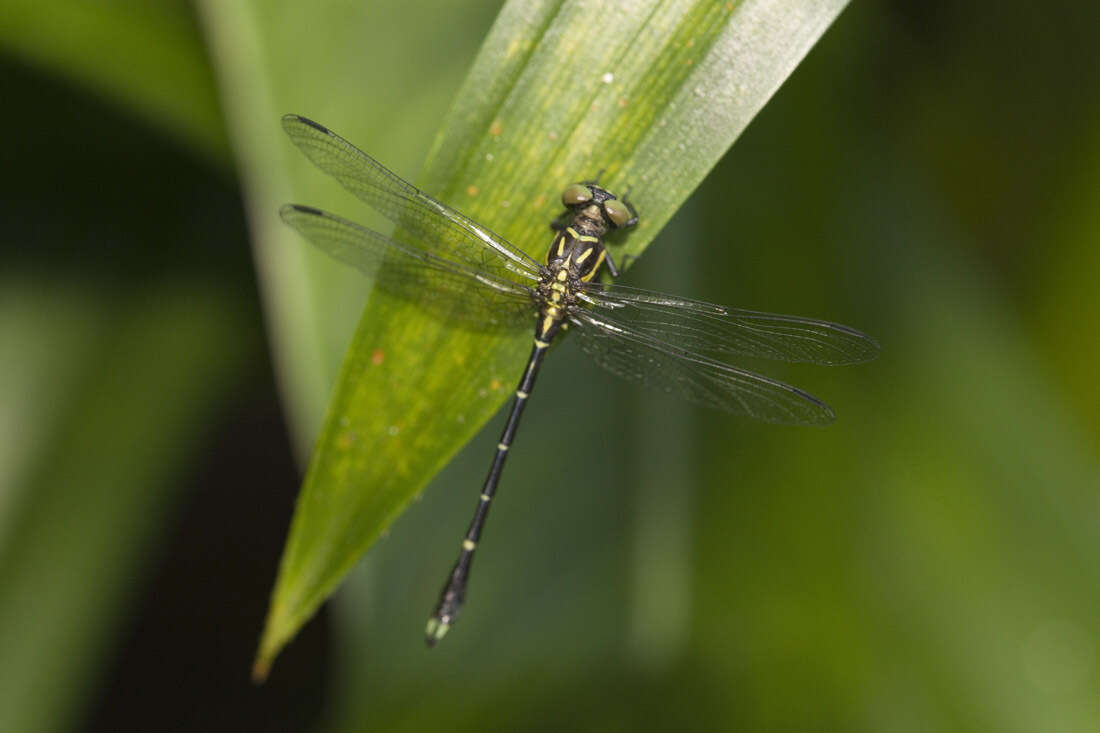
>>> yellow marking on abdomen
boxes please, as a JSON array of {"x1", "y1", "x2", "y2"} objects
[
  {"x1": 534, "y1": 338, "x2": 550, "y2": 349},
  {"x1": 516, "y1": 390, "x2": 529, "y2": 399},
  {"x1": 463, "y1": 539, "x2": 476, "y2": 551},
  {"x1": 497, "y1": 442, "x2": 509, "y2": 451}
]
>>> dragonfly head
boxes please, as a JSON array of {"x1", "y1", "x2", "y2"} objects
[{"x1": 560, "y1": 182, "x2": 639, "y2": 231}]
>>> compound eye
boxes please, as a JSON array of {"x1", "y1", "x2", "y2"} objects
[
  {"x1": 604, "y1": 198, "x2": 632, "y2": 228},
  {"x1": 561, "y1": 184, "x2": 592, "y2": 207}
]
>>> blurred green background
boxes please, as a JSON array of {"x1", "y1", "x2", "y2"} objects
[{"x1": 2, "y1": 0, "x2": 1098, "y2": 731}]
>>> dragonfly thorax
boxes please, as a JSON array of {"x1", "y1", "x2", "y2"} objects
[{"x1": 544, "y1": 226, "x2": 607, "y2": 284}]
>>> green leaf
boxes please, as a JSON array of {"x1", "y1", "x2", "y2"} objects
[
  {"x1": 254, "y1": 0, "x2": 850, "y2": 675},
  {"x1": 0, "y1": 282, "x2": 245, "y2": 733},
  {"x1": 196, "y1": 0, "x2": 502, "y2": 459},
  {"x1": 0, "y1": 0, "x2": 227, "y2": 160}
]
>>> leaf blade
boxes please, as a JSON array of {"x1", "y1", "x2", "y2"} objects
[{"x1": 256, "y1": 0, "x2": 850, "y2": 673}]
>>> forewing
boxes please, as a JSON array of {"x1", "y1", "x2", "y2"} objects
[
  {"x1": 281, "y1": 204, "x2": 536, "y2": 332},
  {"x1": 570, "y1": 308, "x2": 837, "y2": 425},
  {"x1": 282, "y1": 115, "x2": 542, "y2": 281},
  {"x1": 578, "y1": 283, "x2": 879, "y2": 365}
]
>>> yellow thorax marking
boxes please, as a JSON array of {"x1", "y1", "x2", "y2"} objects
[
  {"x1": 581, "y1": 249, "x2": 606, "y2": 282},
  {"x1": 566, "y1": 225, "x2": 599, "y2": 244},
  {"x1": 575, "y1": 247, "x2": 593, "y2": 264},
  {"x1": 556, "y1": 269, "x2": 568, "y2": 281}
]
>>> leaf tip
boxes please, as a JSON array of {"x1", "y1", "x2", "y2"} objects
[
  {"x1": 252, "y1": 598, "x2": 293, "y2": 684},
  {"x1": 251, "y1": 657, "x2": 272, "y2": 685}
]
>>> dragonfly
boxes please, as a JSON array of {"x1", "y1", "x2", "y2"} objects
[{"x1": 279, "y1": 114, "x2": 879, "y2": 646}]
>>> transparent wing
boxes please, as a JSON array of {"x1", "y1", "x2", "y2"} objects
[
  {"x1": 281, "y1": 204, "x2": 536, "y2": 332},
  {"x1": 577, "y1": 282, "x2": 880, "y2": 365},
  {"x1": 282, "y1": 114, "x2": 542, "y2": 281},
  {"x1": 570, "y1": 308, "x2": 837, "y2": 425}
]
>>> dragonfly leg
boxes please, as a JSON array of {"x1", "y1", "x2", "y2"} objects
[{"x1": 604, "y1": 248, "x2": 638, "y2": 278}]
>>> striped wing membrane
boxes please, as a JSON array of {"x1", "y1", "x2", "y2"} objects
[
  {"x1": 578, "y1": 283, "x2": 880, "y2": 365},
  {"x1": 570, "y1": 308, "x2": 838, "y2": 425},
  {"x1": 281, "y1": 204, "x2": 536, "y2": 331},
  {"x1": 282, "y1": 114, "x2": 542, "y2": 282}
]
